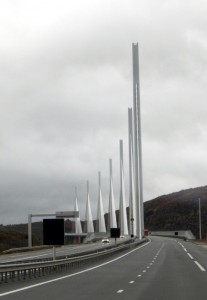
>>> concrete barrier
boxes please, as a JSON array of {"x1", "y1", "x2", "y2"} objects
[{"x1": 150, "y1": 230, "x2": 195, "y2": 240}]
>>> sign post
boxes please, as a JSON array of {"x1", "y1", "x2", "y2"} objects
[
  {"x1": 43, "y1": 219, "x2": 65, "y2": 260},
  {"x1": 131, "y1": 217, "x2": 134, "y2": 238},
  {"x1": 110, "y1": 228, "x2": 121, "y2": 246},
  {"x1": 53, "y1": 246, "x2": 56, "y2": 260}
]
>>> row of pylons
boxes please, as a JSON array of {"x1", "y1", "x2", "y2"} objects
[
  {"x1": 74, "y1": 141, "x2": 132, "y2": 237},
  {"x1": 74, "y1": 43, "x2": 143, "y2": 238}
]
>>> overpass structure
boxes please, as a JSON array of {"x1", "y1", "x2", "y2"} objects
[{"x1": 28, "y1": 211, "x2": 79, "y2": 247}]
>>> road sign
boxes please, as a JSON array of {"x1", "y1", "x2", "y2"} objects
[
  {"x1": 56, "y1": 211, "x2": 79, "y2": 218},
  {"x1": 43, "y1": 219, "x2": 65, "y2": 245},
  {"x1": 110, "y1": 228, "x2": 121, "y2": 238}
]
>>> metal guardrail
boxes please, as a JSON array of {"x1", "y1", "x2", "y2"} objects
[{"x1": 0, "y1": 239, "x2": 147, "y2": 283}]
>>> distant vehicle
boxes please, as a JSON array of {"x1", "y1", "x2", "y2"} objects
[{"x1": 102, "y1": 238, "x2": 110, "y2": 244}]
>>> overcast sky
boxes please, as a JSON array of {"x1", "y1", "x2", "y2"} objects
[{"x1": 1, "y1": 0, "x2": 207, "y2": 225}]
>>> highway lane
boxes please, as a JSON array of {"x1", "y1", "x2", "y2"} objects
[
  {"x1": 0, "y1": 236, "x2": 207, "y2": 300},
  {"x1": 0, "y1": 238, "x2": 125, "y2": 264},
  {"x1": 0, "y1": 244, "x2": 99, "y2": 264}
]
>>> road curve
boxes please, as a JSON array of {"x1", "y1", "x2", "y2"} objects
[{"x1": 0, "y1": 236, "x2": 207, "y2": 300}]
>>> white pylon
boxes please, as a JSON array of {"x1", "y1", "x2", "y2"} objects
[
  {"x1": 84, "y1": 181, "x2": 94, "y2": 233},
  {"x1": 128, "y1": 108, "x2": 137, "y2": 237},
  {"x1": 132, "y1": 42, "x2": 144, "y2": 239},
  {"x1": 74, "y1": 188, "x2": 82, "y2": 234},
  {"x1": 119, "y1": 140, "x2": 129, "y2": 236},
  {"x1": 96, "y1": 172, "x2": 106, "y2": 233},
  {"x1": 108, "y1": 159, "x2": 117, "y2": 230}
]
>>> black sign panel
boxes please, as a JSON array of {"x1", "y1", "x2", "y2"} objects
[
  {"x1": 110, "y1": 228, "x2": 120, "y2": 238},
  {"x1": 43, "y1": 219, "x2": 64, "y2": 245}
]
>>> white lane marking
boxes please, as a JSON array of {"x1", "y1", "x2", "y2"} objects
[
  {"x1": 179, "y1": 242, "x2": 205, "y2": 271},
  {"x1": 187, "y1": 253, "x2": 194, "y2": 260},
  {"x1": 117, "y1": 290, "x2": 124, "y2": 293},
  {"x1": 129, "y1": 281, "x2": 135, "y2": 284},
  {"x1": 143, "y1": 270, "x2": 146, "y2": 273},
  {"x1": 0, "y1": 240, "x2": 151, "y2": 297},
  {"x1": 194, "y1": 261, "x2": 206, "y2": 272},
  {"x1": 137, "y1": 275, "x2": 142, "y2": 277}
]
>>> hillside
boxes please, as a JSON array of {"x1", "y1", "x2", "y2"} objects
[
  {"x1": 144, "y1": 185, "x2": 207, "y2": 238},
  {"x1": 1, "y1": 185, "x2": 207, "y2": 251},
  {"x1": 0, "y1": 220, "x2": 74, "y2": 252},
  {"x1": 0, "y1": 222, "x2": 45, "y2": 252}
]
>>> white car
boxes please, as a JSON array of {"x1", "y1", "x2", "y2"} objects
[{"x1": 102, "y1": 238, "x2": 110, "y2": 244}]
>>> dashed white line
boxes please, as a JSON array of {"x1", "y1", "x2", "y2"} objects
[
  {"x1": 187, "y1": 253, "x2": 194, "y2": 260},
  {"x1": 194, "y1": 261, "x2": 206, "y2": 272},
  {"x1": 117, "y1": 290, "x2": 124, "y2": 293},
  {"x1": 137, "y1": 274, "x2": 142, "y2": 277},
  {"x1": 129, "y1": 281, "x2": 135, "y2": 284},
  {"x1": 0, "y1": 240, "x2": 152, "y2": 297},
  {"x1": 179, "y1": 243, "x2": 205, "y2": 272}
]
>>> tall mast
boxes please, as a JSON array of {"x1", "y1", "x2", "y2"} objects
[
  {"x1": 96, "y1": 172, "x2": 106, "y2": 232},
  {"x1": 128, "y1": 108, "x2": 136, "y2": 236},
  {"x1": 108, "y1": 159, "x2": 117, "y2": 229},
  {"x1": 84, "y1": 181, "x2": 94, "y2": 233},
  {"x1": 74, "y1": 188, "x2": 82, "y2": 234},
  {"x1": 132, "y1": 43, "x2": 144, "y2": 239},
  {"x1": 119, "y1": 140, "x2": 128, "y2": 236}
]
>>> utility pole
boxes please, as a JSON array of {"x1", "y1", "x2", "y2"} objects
[{"x1": 198, "y1": 198, "x2": 202, "y2": 240}]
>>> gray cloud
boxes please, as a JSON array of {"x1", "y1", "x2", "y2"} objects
[{"x1": 1, "y1": 0, "x2": 207, "y2": 224}]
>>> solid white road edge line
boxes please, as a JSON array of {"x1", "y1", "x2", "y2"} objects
[{"x1": 0, "y1": 240, "x2": 151, "y2": 297}]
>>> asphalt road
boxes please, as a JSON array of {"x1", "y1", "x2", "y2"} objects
[
  {"x1": 0, "y1": 236, "x2": 207, "y2": 300},
  {"x1": 0, "y1": 237, "x2": 129, "y2": 264}
]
